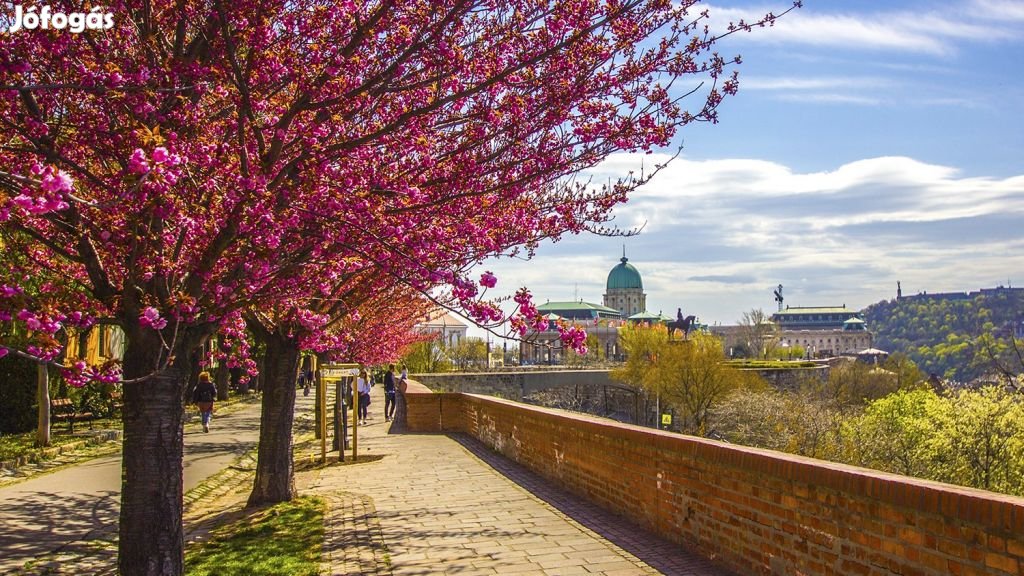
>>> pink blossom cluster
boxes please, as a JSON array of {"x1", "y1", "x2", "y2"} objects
[
  {"x1": 7, "y1": 165, "x2": 73, "y2": 217},
  {"x1": 17, "y1": 309, "x2": 63, "y2": 333},
  {"x1": 213, "y1": 313, "x2": 259, "y2": 384},
  {"x1": 506, "y1": 288, "x2": 558, "y2": 341},
  {"x1": 62, "y1": 361, "x2": 122, "y2": 389},
  {"x1": 479, "y1": 271, "x2": 497, "y2": 289},
  {"x1": 138, "y1": 307, "x2": 168, "y2": 330},
  {"x1": 558, "y1": 324, "x2": 588, "y2": 356}
]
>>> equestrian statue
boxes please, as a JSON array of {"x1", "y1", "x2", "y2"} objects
[{"x1": 666, "y1": 308, "x2": 696, "y2": 341}]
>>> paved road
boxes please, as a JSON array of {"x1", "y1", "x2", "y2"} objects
[{"x1": 0, "y1": 399, "x2": 264, "y2": 573}]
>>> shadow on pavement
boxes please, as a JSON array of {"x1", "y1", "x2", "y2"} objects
[
  {"x1": 448, "y1": 433, "x2": 739, "y2": 576},
  {"x1": 0, "y1": 489, "x2": 118, "y2": 573}
]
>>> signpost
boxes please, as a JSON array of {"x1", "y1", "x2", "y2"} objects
[
  {"x1": 321, "y1": 366, "x2": 360, "y2": 378},
  {"x1": 319, "y1": 364, "x2": 359, "y2": 463}
]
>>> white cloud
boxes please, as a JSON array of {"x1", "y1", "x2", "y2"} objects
[
  {"x1": 616, "y1": 154, "x2": 1022, "y2": 230},
  {"x1": 741, "y1": 76, "x2": 891, "y2": 91},
  {"x1": 770, "y1": 92, "x2": 883, "y2": 106},
  {"x1": 739, "y1": 75, "x2": 887, "y2": 106},
  {"x1": 704, "y1": 2, "x2": 1022, "y2": 55},
  {"x1": 476, "y1": 154, "x2": 1024, "y2": 327},
  {"x1": 971, "y1": 0, "x2": 1024, "y2": 21}
]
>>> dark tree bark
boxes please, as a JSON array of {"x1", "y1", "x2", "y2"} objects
[
  {"x1": 254, "y1": 353, "x2": 266, "y2": 393},
  {"x1": 118, "y1": 328, "x2": 194, "y2": 576},
  {"x1": 36, "y1": 363, "x2": 51, "y2": 447},
  {"x1": 184, "y1": 347, "x2": 203, "y2": 404},
  {"x1": 215, "y1": 362, "x2": 230, "y2": 401},
  {"x1": 247, "y1": 327, "x2": 300, "y2": 506}
]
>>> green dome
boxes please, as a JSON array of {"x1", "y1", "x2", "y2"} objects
[{"x1": 607, "y1": 256, "x2": 643, "y2": 290}]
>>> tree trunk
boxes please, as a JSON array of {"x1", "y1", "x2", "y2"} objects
[
  {"x1": 118, "y1": 329, "x2": 191, "y2": 576},
  {"x1": 215, "y1": 363, "x2": 230, "y2": 401},
  {"x1": 247, "y1": 330, "x2": 300, "y2": 506},
  {"x1": 254, "y1": 353, "x2": 266, "y2": 393},
  {"x1": 36, "y1": 363, "x2": 50, "y2": 447},
  {"x1": 184, "y1": 347, "x2": 202, "y2": 406}
]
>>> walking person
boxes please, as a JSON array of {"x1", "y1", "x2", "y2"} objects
[
  {"x1": 395, "y1": 363, "x2": 409, "y2": 425},
  {"x1": 357, "y1": 369, "x2": 371, "y2": 425},
  {"x1": 192, "y1": 371, "x2": 217, "y2": 433},
  {"x1": 383, "y1": 364, "x2": 397, "y2": 421}
]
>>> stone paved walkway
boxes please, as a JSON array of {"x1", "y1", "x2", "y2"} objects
[
  {"x1": 308, "y1": 385, "x2": 736, "y2": 576},
  {"x1": 1, "y1": 387, "x2": 736, "y2": 575}
]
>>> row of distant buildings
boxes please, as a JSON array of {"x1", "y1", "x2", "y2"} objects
[{"x1": 516, "y1": 253, "x2": 874, "y2": 364}]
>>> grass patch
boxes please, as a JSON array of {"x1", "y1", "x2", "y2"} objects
[
  {"x1": 185, "y1": 496, "x2": 325, "y2": 576},
  {"x1": 725, "y1": 360, "x2": 821, "y2": 370},
  {"x1": 0, "y1": 419, "x2": 119, "y2": 462}
]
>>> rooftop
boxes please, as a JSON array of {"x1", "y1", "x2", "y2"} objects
[
  {"x1": 628, "y1": 311, "x2": 672, "y2": 322},
  {"x1": 606, "y1": 254, "x2": 643, "y2": 291},
  {"x1": 539, "y1": 301, "x2": 621, "y2": 314},
  {"x1": 418, "y1": 309, "x2": 468, "y2": 328},
  {"x1": 774, "y1": 306, "x2": 853, "y2": 315}
]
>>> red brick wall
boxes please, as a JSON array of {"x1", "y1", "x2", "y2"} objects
[
  {"x1": 402, "y1": 380, "x2": 465, "y2": 432},
  {"x1": 404, "y1": 385, "x2": 1024, "y2": 576}
]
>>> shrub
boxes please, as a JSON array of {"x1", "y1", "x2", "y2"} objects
[{"x1": 0, "y1": 355, "x2": 38, "y2": 434}]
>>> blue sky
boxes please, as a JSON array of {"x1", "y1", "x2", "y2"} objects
[{"x1": 470, "y1": 0, "x2": 1024, "y2": 334}]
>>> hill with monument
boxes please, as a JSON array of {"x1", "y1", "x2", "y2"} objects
[{"x1": 862, "y1": 284, "x2": 1024, "y2": 383}]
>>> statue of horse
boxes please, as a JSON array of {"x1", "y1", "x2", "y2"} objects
[{"x1": 666, "y1": 308, "x2": 696, "y2": 341}]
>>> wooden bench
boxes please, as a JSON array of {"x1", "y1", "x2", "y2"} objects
[{"x1": 51, "y1": 397, "x2": 94, "y2": 433}]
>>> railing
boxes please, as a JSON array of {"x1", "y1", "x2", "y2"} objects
[{"x1": 402, "y1": 381, "x2": 1024, "y2": 576}]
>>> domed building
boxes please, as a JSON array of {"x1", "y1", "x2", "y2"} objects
[
  {"x1": 603, "y1": 250, "x2": 646, "y2": 318},
  {"x1": 518, "y1": 251, "x2": 652, "y2": 364}
]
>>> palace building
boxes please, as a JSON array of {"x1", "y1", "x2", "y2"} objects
[
  {"x1": 520, "y1": 251, "x2": 663, "y2": 364},
  {"x1": 772, "y1": 305, "x2": 872, "y2": 357}
]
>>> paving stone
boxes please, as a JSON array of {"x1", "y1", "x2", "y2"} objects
[{"x1": 304, "y1": 386, "x2": 738, "y2": 575}]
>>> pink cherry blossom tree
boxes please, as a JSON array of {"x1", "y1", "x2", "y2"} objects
[
  {"x1": 0, "y1": 1, "x2": 797, "y2": 573},
  {"x1": 243, "y1": 276, "x2": 435, "y2": 506}
]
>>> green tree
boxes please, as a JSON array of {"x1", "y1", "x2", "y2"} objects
[
  {"x1": 400, "y1": 338, "x2": 451, "y2": 374},
  {"x1": 614, "y1": 325, "x2": 765, "y2": 433},
  {"x1": 709, "y1": 389, "x2": 843, "y2": 459},
  {"x1": 816, "y1": 361, "x2": 898, "y2": 407},
  {"x1": 863, "y1": 289, "x2": 1024, "y2": 383},
  {"x1": 881, "y1": 352, "x2": 927, "y2": 390},
  {"x1": 842, "y1": 388, "x2": 942, "y2": 478},
  {"x1": 651, "y1": 332, "x2": 765, "y2": 434},
  {"x1": 736, "y1": 309, "x2": 779, "y2": 359},
  {"x1": 610, "y1": 323, "x2": 668, "y2": 392},
  {"x1": 447, "y1": 338, "x2": 488, "y2": 371},
  {"x1": 936, "y1": 386, "x2": 1024, "y2": 493},
  {"x1": 841, "y1": 386, "x2": 1024, "y2": 496}
]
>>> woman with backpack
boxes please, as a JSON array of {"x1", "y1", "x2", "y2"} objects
[{"x1": 192, "y1": 371, "x2": 217, "y2": 432}]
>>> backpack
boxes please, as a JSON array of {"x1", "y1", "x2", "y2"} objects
[{"x1": 195, "y1": 384, "x2": 215, "y2": 403}]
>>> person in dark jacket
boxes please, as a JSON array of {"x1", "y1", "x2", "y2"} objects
[
  {"x1": 192, "y1": 371, "x2": 217, "y2": 432},
  {"x1": 383, "y1": 364, "x2": 397, "y2": 421}
]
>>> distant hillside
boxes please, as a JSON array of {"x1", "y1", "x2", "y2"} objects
[{"x1": 862, "y1": 287, "x2": 1024, "y2": 382}]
